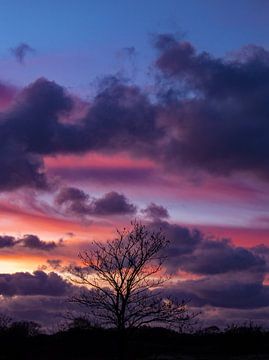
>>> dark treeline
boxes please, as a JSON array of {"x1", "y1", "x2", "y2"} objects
[{"x1": 0, "y1": 317, "x2": 268, "y2": 359}]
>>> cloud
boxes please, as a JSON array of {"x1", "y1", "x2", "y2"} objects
[
  {"x1": 2, "y1": 35, "x2": 269, "y2": 191},
  {"x1": 151, "y1": 220, "x2": 201, "y2": 258},
  {"x1": 0, "y1": 236, "x2": 18, "y2": 248},
  {"x1": 55, "y1": 187, "x2": 89, "y2": 214},
  {"x1": 0, "y1": 271, "x2": 71, "y2": 297},
  {"x1": 0, "y1": 234, "x2": 59, "y2": 251},
  {"x1": 20, "y1": 235, "x2": 58, "y2": 251},
  {"x1": 0, "y1": 78, "x2": 72, "y2": 191},
  {"x1": 151, "y1": 220, "x2": 266, "y2": 275},
  {"x1": 0, "y1": 295, "x2": 68, "y2": 326},
  {"x1": 180, "y1": 238, "x2": 265, "y2": 275},
  {"x1": 4, "y1": 76, "x2": 160, "y2": 157},
  {"x1": 1, "y1": 77, "x2": 73, "y2": 154},
  {"x1": 142, "y1": 203, "x2": 169, "y2": 220},
  {"x1": 56, "y1": 187, "x2": 137, "y2": 216},
  {"x1": 93, "y1": 191, "x2": 137, "y2": 215},
  {"x1": 0, "y1": 76, "x2": 160, "y2": 191},
  {"x1": 0, "y1": 144, "x2": 47, "y2": 191},
  {"x1": 77, "y1": 76, "x2": 162, "y2": 156},
  {"x1": 10, "y1": 43, "x2": 35, "y2": 64},
  {"x1": 154, "y1": 34, "x2": 269, "y2": 179},
  {"x1": 165, "y1": 272, "x2": 269, "y2": 310}
]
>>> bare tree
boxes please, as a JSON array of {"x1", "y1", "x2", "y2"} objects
[
  {"x1": 69, "y1": 221, "x2": 194, "y2": 331},
  {"x1": 0, "y1": 313, "x2": 12, "y2": 332}
]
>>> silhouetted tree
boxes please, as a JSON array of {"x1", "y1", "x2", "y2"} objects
[
  {"x1": 9, "y1": 320, "x2": 41, "y2": 337},
  {"x1": 68, "y1": 316, "x2": 95, "y2": 330},
  {"x1": 0, "y1": 313, "x2": 12, "y2": 331},
  {"x1": 69, "y1": 221, "x2": 194, "y2": 332},
  {"x1": 225, "y1": 321, "x2": 263, "y2": 335}
]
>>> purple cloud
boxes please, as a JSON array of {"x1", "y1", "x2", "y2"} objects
[
  {"x1": 0, "y1": 271, "x2": 71, "y2": 297},
  {"x1": 165, "y1": 272, "x2": 269, "y2": 310},
  {"x1": 55, "y1": 187, "x2": 89, "y2": 214},
  {"x1": 0, "y1": 236, "x2": 18, "y2": 248},
  {"x1": 142, "y1": 203, "x2": 169, "y2": 220},
  {"x1": 155, "y1": 34, "x2": 269, "y2": 179},
  {"x1": 56, "y1": 187, "x2": 137, "y2": 216},
  {"x1": 0, "y1": 77, "x2": 159, "y2": 191},
  {"x1": 0, "y1": 78, "x2": 72, "y2": 190},
  {"x1": 150, "y1": 220, "x2": 266, "y2": 275},
  {"x1": 0, "y1": 234, "x2": 59, "y2": 251},
  {"x1": 0, "y1": 295, "x2": 68, "y2": 327},
  {"x1": 92, "y1": 191, "x2": 137, "y2": 215},
  {"x1": 20, "y1": 235, "x2": 58, "y2": 251},
  {"x1": 1, "y1": 36, "x2": 269, "y2": 191}
]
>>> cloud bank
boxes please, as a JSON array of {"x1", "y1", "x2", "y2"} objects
[{"x1": 1, "y1": 35, "x2": 269, "y2": 191}]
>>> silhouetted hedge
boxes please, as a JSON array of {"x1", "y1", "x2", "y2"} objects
[{"x1": 0, "y1": 320, "x2": 268, "y2": 359}]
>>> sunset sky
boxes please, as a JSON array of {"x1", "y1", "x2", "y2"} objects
[{"x1": 0, "y1": 0, "x2": 269, "y2": 328}]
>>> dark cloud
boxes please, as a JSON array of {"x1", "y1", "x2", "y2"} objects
[
  {"x1": 5, "y1": 76, "x2": 160, "y2": 157},
  {"x1": 55, "y1": 187, "x2": 89, "y2": 214},
  {"x1": 0, "y1": 271, "x2": 71, "y2": 297},
  {"x1": 56, "y1": 187, "x2": 137, "y2": 216},
  {"x1": 151, "y1": 220, "x2": 201, "y2": 259},
  {"x1": 20, "y1": 235, "x2": 58, "y2": 251},
  {"x1": 0, "y1": 236, "x2": 17, "y2": 248},
  {"x1": 2, "y1": 35, "x2": 269, "y2": 190},
  {"x1": 0, "y1": 144, "x2": 47, "y2": 191},
  {"x1": 0, "y1": 78, "x2": 72, "y2": 191},
  {"x1": 77, "y1": 76, "x2": 162, "y2": 156},
  {"x1": 10, "y1": 43, "x2": 35, "y2": 64},
  {"x1": 0, "y1": 76, "x2": 161, "y2": 191},
  {"x1": 142, "y1": 203, "x2": 169, "y2": 220},
  {"x1": 0, "y1": 295, "x2": 68, "y2": 327},
  {"x1": 0, "y1": 234, "x2": 59, "y2": 251},
  {"x1": 151, "y1": 220, "x2": 266, "y2": 275},
  {"x1": 93, "y1": 191, "x2": 137, "y2": 215},
  {"x1": 165, "y1": 272, "x2": 269, "y2": 310},
  {"x1": 180, "y1": 238, "x2": 265, "y2": 275},
  {"x1": 1, "y1": 77, "x2": 73, "y2": 155},
  {"x1": 154, "y1": 34, "x2": 269, "y2": 178}
]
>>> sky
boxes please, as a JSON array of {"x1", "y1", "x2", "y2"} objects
[{"x1": 0, "y1": 0, "x2": 269, "y2": 328}]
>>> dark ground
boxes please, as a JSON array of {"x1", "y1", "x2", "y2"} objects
[{"x1": 0, "y1": 323, "x2": 268, "y2": 359}]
